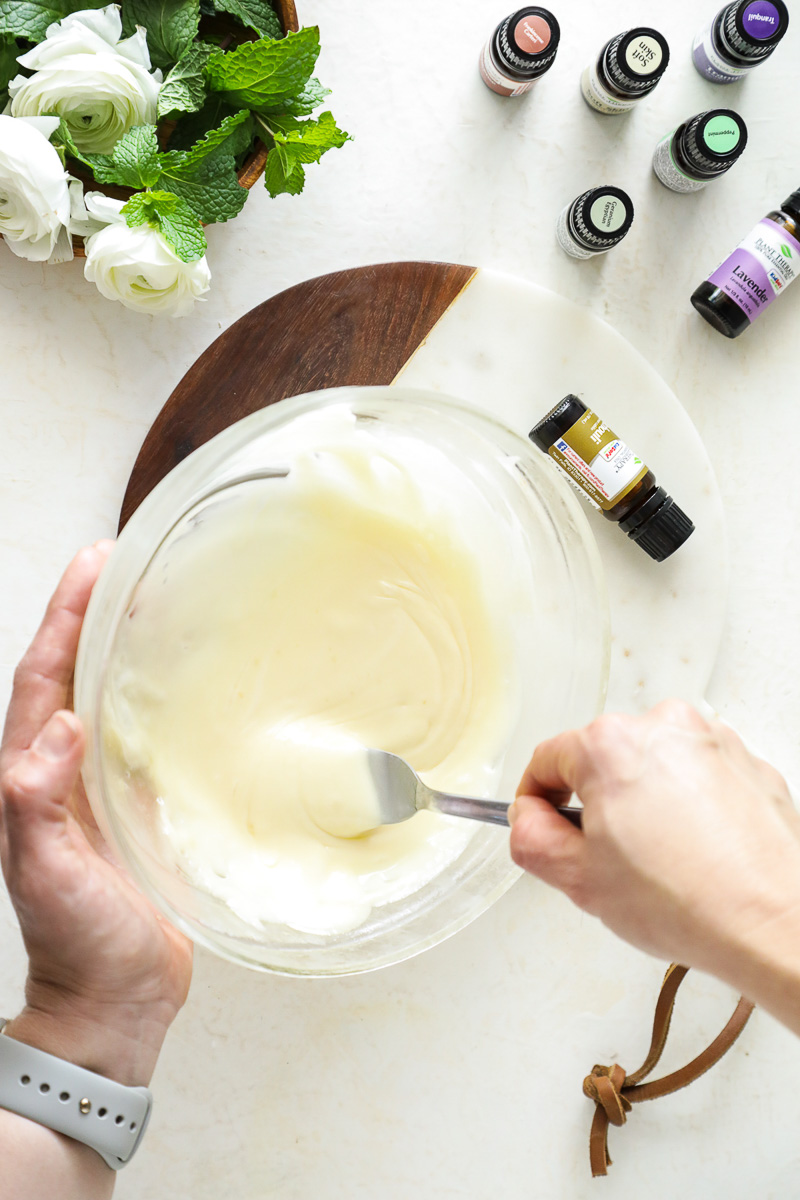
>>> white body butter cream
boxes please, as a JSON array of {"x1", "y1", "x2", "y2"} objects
[{"x1": 102, "y1": 410, "x2": 522, "y2": 935}]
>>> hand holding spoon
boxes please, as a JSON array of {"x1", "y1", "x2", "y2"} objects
[{"x1": 367, "y1": 748, "x2": 583, "y2": 830}]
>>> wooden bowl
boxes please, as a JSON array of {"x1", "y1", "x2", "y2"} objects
[{"x1": 71, "y1": 0, "x2": 299, "y2": 256}]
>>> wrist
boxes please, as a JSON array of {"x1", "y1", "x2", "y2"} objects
[
  {"x1": 4, "y1": 982, "x2": 172, "y2": 1087},
  {"x1": 700, "y1": 882, "x2": 800, "y2": 1035}
]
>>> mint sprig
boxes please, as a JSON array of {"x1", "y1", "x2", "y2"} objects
[
  {"x1": 75, "y1": 115, "x2": 251, "y2": 228},
  {"x1": 205, "y1": 26, "x2": 320, "y2": 109},
  {"x1": 0, "y1": 0, "x2": 106, "y2": 42},
  {"x1": 121, "y1": 0, "x2": 200, "y2": 70},
  {"x1": 40, "y1": 8, "x2": 350, "y2": 249},
  {"x1": 256, "y1": 111, "x2": 349, "y2": 198},
  {"x1": 123, "y1": 190, "x2": 207, "y2": 261}
]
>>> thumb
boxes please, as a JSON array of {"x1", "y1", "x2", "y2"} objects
[
  {"x1": 1, "y1": 711, "x2": 85, "y2": 843},
  {"x1": 508, "y1": 792, "x2": 587, "y2": 901}
]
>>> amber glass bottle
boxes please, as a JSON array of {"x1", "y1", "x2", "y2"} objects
[{"x1": 529, "y1": 395, "x2": 694, "y2": 562}]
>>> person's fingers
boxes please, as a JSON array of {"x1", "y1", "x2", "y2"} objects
[
  {"x1": 1, "y1": 542, "x2": 113, "y2": 760},
  {"x1": 508, "y1": 792, "x2": 588, "y2": 904},
  {"x1": 646, "y1": 698, "x2": 710, "y2": 733},
  {"x1": 515, "y1": 728, "x2": 582, "y2": 802},
  {"x1": 0, "y1": 711, "x2": 85, "y2": 850},
  {"x1": 516, "y1": 712, "x2": 641, "y2": 802}
]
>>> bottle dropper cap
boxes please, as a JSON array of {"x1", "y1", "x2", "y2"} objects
[
  {"x1": 682, "y1": 109, "x2": 748, "y2": 178},
  {"x1": 497, "y1": 7, "x2": 561, "y2": 78},
  {"x1": 619, "y1": 487, "x2": 695, "y2": 562},
  {"x1": 724, "y1": 0, "x2": 789, "y2": 58},
  {"x1": 604, "y1": 27, "x2": 670, "y2": 95},
  {"x1": 781, "y1": 188, "x2": 800, "y2": 218},
  {"x1": 568, "y1": 187, "x2": 634, "y2": 252}
]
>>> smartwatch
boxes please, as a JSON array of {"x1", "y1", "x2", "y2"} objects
[{"x1": 0, "y1": 1019, "x2": 152, "y2": 1169}]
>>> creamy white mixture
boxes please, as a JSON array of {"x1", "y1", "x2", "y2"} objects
[{"x1": 102, "y1": 410, "x2": 519, "y2": 934}]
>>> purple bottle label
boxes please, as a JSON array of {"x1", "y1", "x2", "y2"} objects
[
  {"x1": 741, "y1": 1, "x2": 782, "y2": 39},
  {"x1": 708, "y1": 217, "x2": 800, "y2": 323},
  {"x1": 692, "y1": 15, "x2": 750, "y2": 81}
]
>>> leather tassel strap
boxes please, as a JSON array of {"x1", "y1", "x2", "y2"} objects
[{"x1": 582, "y1": 964, "x2": 754, "y2": 1178}]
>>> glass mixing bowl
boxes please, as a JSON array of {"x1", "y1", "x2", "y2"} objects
[{"x1": 75, "y1": 386, "x2": 610, "y2": 976}]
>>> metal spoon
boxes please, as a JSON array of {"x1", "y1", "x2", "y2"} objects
[{"x1": 367, "y1": 748, "x2": 583, "y2": 829}]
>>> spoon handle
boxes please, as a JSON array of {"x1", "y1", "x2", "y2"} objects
[{"x1": 428, "y1": 792, "x2": 584, "y2": 830}]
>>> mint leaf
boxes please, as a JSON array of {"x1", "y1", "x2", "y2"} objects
[
  {"x1": 158, "y1": 41, "x2": 211, "y2": 117},
  {"x1": 158, "y1": 109, "x2": 251, "y2": 222},
  {"x1": 113, "y1": 124, "x2": 161, "y2": 186},
  {"x1": 256, "y1": 109, "x2": 348, "y2": 197},
  {"x1": 121, "y1": 0, "x2": 200, "y2": 70},
  {"x1": 205, "y1": 25, "x2": 319, "y2": 109},
  {"x1": 123, "y1": 189, "x2": 207, "y2": 261},
  {"x1": 264, "y1": 76, "x2": 329, "y2": 116},
  {"x1": 211, "y1": 0, "x2": 281, "y2": 39},
  {"x1": 0, "y1": 34, "x2": 17, "y2": 106},
  {"x1": 265, "y1": 111, "x2": 349, "y2": 163},
  {"x1": 160, "y1": 152, "x2": 247, "y2": 221},
  {"x1": 263, "y1": 149, "x2": 304, "y2": 196},
  {"x1": 0, "y1": 0, "x2": 106, "y2": 42},
  {"x1": 79, "y1": 124, "x2": 162, "y2": 188},
  {"x1": 161, "y1": 107, "x2": 251, "y2": 169}
]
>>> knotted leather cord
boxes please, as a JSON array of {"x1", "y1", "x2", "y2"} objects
[{"x1": 582, "y1": 964, "x2": 755, "y2": 1178}]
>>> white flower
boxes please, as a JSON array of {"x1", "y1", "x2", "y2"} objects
[
  {"x1": 82, "y1": 195, "x2": 211, "y2": 317},
  {"x1": 9, "y1": 5, "x2": 161, "y2": 154},
  {"x1": 0, "y1": 114, "x2": 75, "y2": 262}
]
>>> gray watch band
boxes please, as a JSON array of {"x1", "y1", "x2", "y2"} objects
[{"x1": 0, "y1": 1020, "x2": 152, "y2": 1169}]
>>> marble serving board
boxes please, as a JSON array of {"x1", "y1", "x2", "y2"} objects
[{"x1": 123, "y1": 261, "x2": 728, "y2": 715}]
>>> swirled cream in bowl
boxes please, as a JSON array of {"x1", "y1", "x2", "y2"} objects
[{"x1": 75, "y1": 387, "x2": 609, "y2": 975}]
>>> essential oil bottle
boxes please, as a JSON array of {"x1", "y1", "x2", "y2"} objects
[
  {"x1": 691, "y1": 188, "x2": 800, "y2": 337},
  {"x1": 529, "y1": 395, "x2": 694, "y2": 562},
  {"x1": 479, "y1": 7, "x2": 561, "y2": 96},
  {"x1": 556, "y1": 187, "x2": 634, "y2": 259},
  {"x1": 653, "y1": 109, "x2": 748, "y2": 193},
  {"x1": 581, "y1": 27, "x2": 670, "y2": 114},
  {"x1": 692, "y1": 0, "x2": 789, "y2": 83}
]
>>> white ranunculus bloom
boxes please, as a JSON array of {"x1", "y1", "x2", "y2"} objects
[
  {"x1": 9, "y1": 5, "x2": 161, "y2": 154},
  {"x1": 0, "y1": 114, "x2": 75, "y2": 262},
  {"x1": 82, "y1": 195, "x2": 211, "y2": 317}
]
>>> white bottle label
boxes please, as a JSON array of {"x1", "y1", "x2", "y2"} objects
[
  {"x1": 580, "y1": 59, "x2": 637, "y2": 113},
  {"x1": 692, "y1": 22, "x2": 751, "y2": 82},
  {"x1": 548, "y1": 412, "x2": 648, "y2": 511},
  {"x1": 652, "y1": 132, "x2": 706, "y2": 193}
]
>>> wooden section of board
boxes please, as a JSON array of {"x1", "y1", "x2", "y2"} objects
[{"x1": 119, "y1": 261, "x2": 477, "y2": 529}]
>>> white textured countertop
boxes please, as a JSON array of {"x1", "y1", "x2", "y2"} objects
[{"x1": 2, "y1": 1, "x2": 800, "y2": 1196}]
